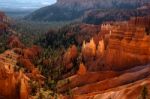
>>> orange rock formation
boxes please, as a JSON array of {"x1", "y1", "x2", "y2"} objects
[
  {"x1": 81, "y1": 38, "x2": 105, "y2": 71},
  {"x1": 105, "y1": 16, "x2": 150, "y2": 71},
  {"x1": 0, "y1": 50, "x2": 30, "y2": 99},
  {"x1": 0, "y1": 35, "x2": 45, "y2": 98},
  {"x1": 58, "y1": 16, "x2": 150, "y2": 99},
  {"x1": 82, "y1": 38, "x2": 96, "y2": 61},
  {"x1": 77, "y1": 63, "x2": 87, "y2": 75},
  {"x1": 63, "y1": 45, "x2": 78, "y2": 69}
]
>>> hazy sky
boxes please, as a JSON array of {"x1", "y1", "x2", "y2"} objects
[{"x1": 0, "y1": 0, "x2": 57, "y2": 10}]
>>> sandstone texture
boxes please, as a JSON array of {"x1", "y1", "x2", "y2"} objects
[{"x1": 58, "y1": 16, "x2": 150, "y2": 99}]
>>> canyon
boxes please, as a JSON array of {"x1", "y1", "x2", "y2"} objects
[
  {"x1": 1, "y1": 9, "x2": 150, "y2": 99},
  {"x1": 56, "y1": 16, "x2": 150, "y2": 99}
]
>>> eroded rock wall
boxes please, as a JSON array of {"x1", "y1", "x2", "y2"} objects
[{"x1": 105, "y1": 16, "x2": 150, "y2": 71}]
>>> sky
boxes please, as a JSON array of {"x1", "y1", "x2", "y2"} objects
[{"x1": 0, "y1": 0, "x2": 57, "y2": 10}]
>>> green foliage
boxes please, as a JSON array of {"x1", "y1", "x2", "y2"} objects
[
  {"x1": 33, "y1": 88, "x2": 58, "y2": 99},
  {"x1": 0, "y1": 32, "x2": 9, "y2": 53},
  {"x1": 11, "y1": 19, "x2": 81, "y2": 96},
  {"x1": 29, "y1": 80, "x2": 40, "y2": 96},
  {"x1": 145, "y1": 28, "x2": 150, "y2": 35},
  {"x1": 138, "y1": 85, "x2": 150, "y2": 99},
  {"x1": 35, "y1": 47, "x2": 65, "y2": 92},
  {"x1": 37, "y1": 23, "x2": 82, "y2": 49},
  {"x1": 12, "y1": 20, "x2": 70, "y2": 47}
]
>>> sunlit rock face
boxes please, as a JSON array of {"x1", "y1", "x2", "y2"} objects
[
  {"x1": 0, "y1": 35, "x2": 45, "y2": 99},
  {"x1": 69, "y1": 72, "x2": 150, "y2": 99},
  {"x1": 105, "y1": 16, "x2": 150, "y2": 71},
  {"x1": 63, "y1": 45, "x2": 78, "y2": 69},
  {"x1": 57, "y1": 71, "x2": 119, "y2": 93},
  {"x1": 57, "y1": 16, "x2": 150, "y2": 99},
  {"x1": 61, "y1": 63, "x2": 150, "y2": 99},
  {"x1": 82, "y1": 38, "x2": 105, "y2": 71},
  {"x1": 77, "y1": 63, "x2": 87, "y2": 75},
  {"x1": 91, "y1": 79, "x2": 150, "y2": 99},
  {"x1": 0, "y1": 50, "x2": 30, "y2": 99},
  {"x1": 129, "y1": 16, "x2": 150, "y2": 28},
  {"x1": 71, "y1": 64, "x2": 150, "y2": 95},
  {"x1": 96, "y1": 40, "x2": 105, "y2": 58},
  {"x1": 82, "y1": 38, "x2": 96, "y2": 61}
]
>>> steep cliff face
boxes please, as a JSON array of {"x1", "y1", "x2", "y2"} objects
[
  {"x1": 56, "y1": 16, "x2": 150, "y2": 99},
  {"x1": 105, "y1": 16, "x2": 150, "y2": 71}
]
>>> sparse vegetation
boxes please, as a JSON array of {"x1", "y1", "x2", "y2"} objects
[
  {"x1": 0, "y1": 1, "x2": 150, "y2": 98},
  {"x1": 138, "y1": 85, "x2": 150, "y2": 99}
]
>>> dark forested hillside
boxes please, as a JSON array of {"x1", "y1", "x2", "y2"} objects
[
  {"x1": 83, "y1": 5, "x2": 150, "y2": 24},
  {"x1": 25, "y1": 0, "x2": 150, "y2": 22}
]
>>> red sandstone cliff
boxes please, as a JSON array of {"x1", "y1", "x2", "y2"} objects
[
  {"x1": 57, "y1": 16, "x2": 150, "y2": 99},
  {"x1": 0, "y1": 35, "x2": 45, "y2": 99},
  {"x1": 105, "y1": 16, "x2": 150, "y2": 71},
  {"x1": 0, "y1": 50, "x2": 29, "y2": 99}
]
